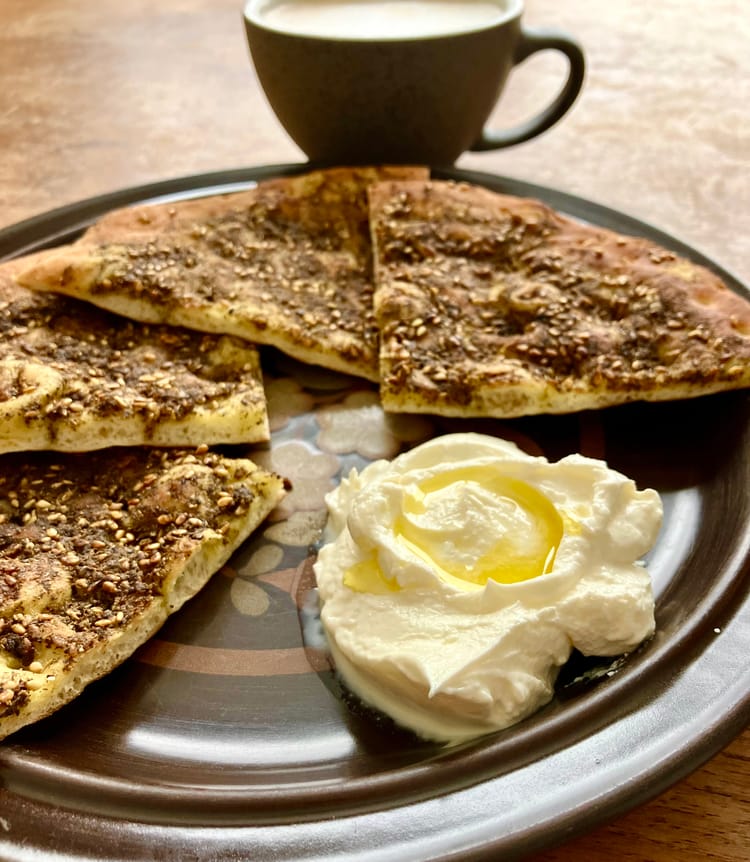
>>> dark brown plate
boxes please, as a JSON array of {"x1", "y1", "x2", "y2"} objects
[{"x1": 1, "y1": 165, "x2": 748, "y2": 861}]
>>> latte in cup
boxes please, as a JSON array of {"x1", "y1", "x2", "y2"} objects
[
  {"x1": 257, "y1": 0, "x2": 508, "y2": 40},
  {"x1": 244, "y1": 0, "x2": 585, "y2": 164}
]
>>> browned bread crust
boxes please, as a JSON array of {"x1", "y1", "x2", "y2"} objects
[
  {"x1": 0, "y1": 261, "x2": 269, "y2": 452},
  {"x1": 370, "y1": 180, "x2": 750, "y2": 417},
  {"x1": 0, "y1": 446, "x2": 286, "y2": 741},
  {"x1": 17, "y1": 166, "x2": 429, "y2": 382}
]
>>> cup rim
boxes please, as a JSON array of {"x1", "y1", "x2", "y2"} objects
[{"x1": 243, "y1": 0, "x2": 524, "y2": 44}]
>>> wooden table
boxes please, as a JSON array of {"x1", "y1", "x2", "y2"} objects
[{"x1": 0, "y1": 1, "x2": 747, "y2": 859}]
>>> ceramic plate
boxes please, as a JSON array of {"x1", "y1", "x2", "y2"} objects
[{"x1": 0, "y1": 165, "x2": 748, "y2": 861}]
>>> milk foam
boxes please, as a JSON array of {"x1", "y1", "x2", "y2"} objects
[{"x1": 253, "y1": 0, "x2": 511, "y2": 40}]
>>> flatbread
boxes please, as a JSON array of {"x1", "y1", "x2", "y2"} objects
[
  {"x1": 0, "y1": 260, "x2": 269, "y2": 453},
  {"x1": 369, "y1": 180, "x2": 750, "y2": 417},
  {"x1": 16, "y1": 166, "x2": 429, "y2": 382},
  {"x1": 0, "y1": 445, "x2": 286, "y2": 741}
]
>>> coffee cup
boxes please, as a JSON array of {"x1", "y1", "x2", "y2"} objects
[{"x1": 243, "y1": 0, "x2": 585, "y2": 166}]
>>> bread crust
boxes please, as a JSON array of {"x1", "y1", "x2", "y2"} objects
[
  {"x1": 17, "y1": 166, "x2": 429, "y2": 382},
  {"x1": 0, "y1": 262, "x2": 269, "y2": 452},
  {"x1": 370, "y1": 180, "x2": 750, "y2": 417},
  {"x1": 13, "y1": 167, "x2": 750, "y2": 421},
  {"x1": 0, "y1": 446, "x2": 286, "y2": 741}
]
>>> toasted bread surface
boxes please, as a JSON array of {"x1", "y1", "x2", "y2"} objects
[
  {"x1": 370, "y1": 180, "x2": 750, "y2": 417},
  {"x1": 0, "y1": 262, "x2": 269, "y2": 452},
  {"x1": 0, "y1": 446, "x2": 285, "y2": 741},
  {"x1": 17, "y1": 166, "x2": 429, "y2": 381}
]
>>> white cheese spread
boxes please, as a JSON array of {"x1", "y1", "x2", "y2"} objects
[{"x1": 314, "y1": 433, "x2": 662, "y2": 743}]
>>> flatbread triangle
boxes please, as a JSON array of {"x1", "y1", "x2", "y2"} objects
[
  {"x1": 15, "y1": 166, "x2": 429, "y2": 382},
  {"x1": 0, "y1": 260, "x2": 270, "y2": 453},
  {"x1": 369, "y1": 179, "x2": 750, "y2": 417},
  {"x1": 0, "y1": 446, "x2": 286, "y2": 741}
]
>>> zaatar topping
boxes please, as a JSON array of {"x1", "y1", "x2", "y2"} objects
[
  {"x1": 0, "y1": 272, "x2": 268, "y2": 452},
  {"x1": 17, "y1": 167, "x2": 429, "y2": 383},
  {"x1": 370, "y1": 179, "x2": 750, "y2": 416},
  {"x1": 0, "y1": 446, "x2": 286, "y2": 734}
]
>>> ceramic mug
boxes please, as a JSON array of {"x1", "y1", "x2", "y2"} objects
[{"x1": 243, "y1": 0, "x2": 585, "y2": 166}]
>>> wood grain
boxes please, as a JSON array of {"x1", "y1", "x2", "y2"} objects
[{"x1": 0, "y1": 0, "x2": 747, "y2": 859}]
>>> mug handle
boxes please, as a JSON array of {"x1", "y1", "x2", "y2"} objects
[{"x1": 470, "y1": 28, "x2": 585, "y2": 151}]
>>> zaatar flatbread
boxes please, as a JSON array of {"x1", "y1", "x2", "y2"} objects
[
  {"x1": 16, "y1": 166, "x2": 428, "y2": 382},
  {"x1": 0, "y1": 446, "x2": 286, "y2": 741},
  {"x1": 369, "y1": 179, "x2": 750, "y2": 417},
  {"x1": 0, "y1": 261, "x2": 269, "y2": 453}
]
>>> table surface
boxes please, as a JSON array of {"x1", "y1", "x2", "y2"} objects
[{"x1": 0, "y1": 0, "x2": 748, "y2": 859}]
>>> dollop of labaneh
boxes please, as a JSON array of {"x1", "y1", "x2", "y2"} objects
[{"x1": 314, "y1": 433, "x2": 662, "y2": 743}]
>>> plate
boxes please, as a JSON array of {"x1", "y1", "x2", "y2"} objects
[{"x1": 1, "y1": 165, "x2": 748, "y2": 861}]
